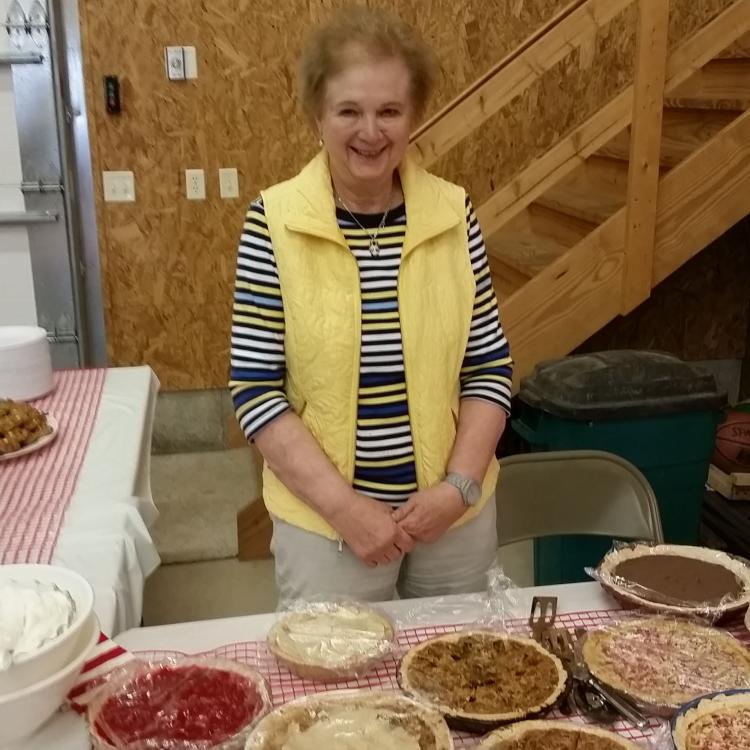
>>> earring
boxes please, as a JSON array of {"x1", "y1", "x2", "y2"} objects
[{"x1": 318, "y1": 138, "x2": 323, "y2": 147}]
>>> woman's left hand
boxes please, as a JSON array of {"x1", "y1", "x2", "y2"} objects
[{"x1": 392, "y1": 483, "x2": 466, "y2": 543}]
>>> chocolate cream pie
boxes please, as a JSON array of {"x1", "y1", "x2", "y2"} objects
[
  {"x1": 267, "y1": 603, "x2": 394, "y2": 681},
  {"x1": 672, "y1": 691, "x2": 750, "y2": 750},
  {"x1": 477, "y1": 720, "x2": 642, "y2": 749},
  {"x1": 596, "y1": 543, "x2": 750, "y2": 619},
  {"x1": 399, "y1": 631, "x2": 568, "y2": 731},
  {"x1": 245, "y1": 690, "x2": 454, "y2": 750},
  {"x1": 583, "y1": 617, "x2": 750, "y2": 713}
]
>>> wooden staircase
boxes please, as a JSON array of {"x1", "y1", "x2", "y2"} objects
[{"x1": 408, "y1": 0, "x2": 750, "y2": 388}]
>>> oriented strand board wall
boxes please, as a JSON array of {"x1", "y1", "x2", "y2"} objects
[{"x1": 79, "y1": 0, "x2": 737, "y2": 389}]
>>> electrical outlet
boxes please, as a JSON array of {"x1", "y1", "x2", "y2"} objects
[
  {"x1": 219, "y1": 167, "x2": 239, "y2": 199},
  {"x1": 165, "y1": 46, "x2": 186, "y2": 80},
  {"x1": 102, "y1": 170, "x2": 135, "y2": 202},
  {"x1": 185, "y1": 169, "x2": 206, "y2": 200}
]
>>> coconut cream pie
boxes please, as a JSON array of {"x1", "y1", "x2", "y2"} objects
[
  {"x1": 673, "y1": 691, "x2": 750, "y2": 750},
  {"x1": 267, "y1": 603, "x2": 394, "y2": 681},
  {"x1": 477, "y1": 720, "x2": 643, "y2": 749},
  {"x1": 0, "y1": 579, "x2": 75, "y2": 669},
  {"x1": 245, "y1": 690, "x2": 453, "y2": 750},
  {"x1": 583, "y1": 617, "x2": 750, "y2": 712},
  {"x1": 399, "y1": 631, "x2": 567, "y2": 731}
]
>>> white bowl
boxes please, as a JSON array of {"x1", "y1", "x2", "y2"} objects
[
  {"x1": 0, "y1": 564, "x2": 95, "y2": 694},
  {"x1": 0, "y1": 326, "x2": 53, "y2": 400},
  {"x1": 0, "y1": 613, "x2": 98, "y2": 748}
]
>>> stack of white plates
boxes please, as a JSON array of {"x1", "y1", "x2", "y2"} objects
[{"x1": 0, "y1": 327, "x2": 53, "y2": 401}]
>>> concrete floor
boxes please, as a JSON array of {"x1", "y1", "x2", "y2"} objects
[{"x1": 144, "y1": 450, "x2": 533, "y2": 626}]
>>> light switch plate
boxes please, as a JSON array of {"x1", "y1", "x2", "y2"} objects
[
  {"x1": 219, "y1": 167, "x2": 239, "y2": 199},
  {"x1": 185, "y1": 168, "x2": 206, "y2": 200},
  {"x1": 165, "y1": 46, "x2": 186, "y2": 80},
  {"x1": 102, "y1": 170, "x2": 135, "y2": 202}
]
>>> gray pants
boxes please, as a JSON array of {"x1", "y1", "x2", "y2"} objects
[{"x1": 270, "y1": 496, "x2": 498, "y2": 609}]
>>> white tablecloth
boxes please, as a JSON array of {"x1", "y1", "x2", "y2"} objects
[
  {"x1": 31, "y1": 582, "x2": 617, "y2": 750},
  {"x1": 51, "y1": 366, "x2": 161, "y2": 636}
]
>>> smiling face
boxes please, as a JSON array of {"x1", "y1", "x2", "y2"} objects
[{"x1": 317, "y1": 50, "x2": 414, "y2": 195}]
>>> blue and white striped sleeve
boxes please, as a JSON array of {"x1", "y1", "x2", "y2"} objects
[
  {"x1": 228, "y1": 198, "x2": 291, "y2": 439},
  {"x1": 459, "y1": 196, "x2": 514, "y2": 414}
]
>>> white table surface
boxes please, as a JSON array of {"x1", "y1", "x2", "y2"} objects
[
  {"x1": 50, "y1": 366, "x2": 161, "y2": 635},
  {"x1": 30, "y1": 582, "x2": 618, "y2": 750}
]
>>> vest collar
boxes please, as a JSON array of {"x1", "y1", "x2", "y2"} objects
[{"x1": 284, "y1": 149, "x2": 462, "y2": 254}]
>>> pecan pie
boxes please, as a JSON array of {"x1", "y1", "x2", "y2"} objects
[
  {"x1": 399, "y1": 631, "x2": 567, "y2": 731},
  {"x1": 672, "y1": 691, "x2": 750, "y2": 750},
  {"x1": 245, "y1": 690, "x2": 453, "y2": 750},
  {"x1": 0, "y1": 399, "x2": 52, "y2": 455},
  {"x1": 477, "y1": 719, "x2": 642, "y2": 749},
  {"x1": 583, "y1": 617, "x2": 750, "y2": 713},
  {"x1": 267, "y1": 602, "x2": 394, "y2": 681}
]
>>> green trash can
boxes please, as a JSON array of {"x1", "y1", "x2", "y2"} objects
[{"x1": 511, "y1": 350, "x2": 726, "y2": 585}]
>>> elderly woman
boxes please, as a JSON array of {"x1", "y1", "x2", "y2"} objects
[{"x1": 229, "y1": 7, "x2": 512, "y2": 606}]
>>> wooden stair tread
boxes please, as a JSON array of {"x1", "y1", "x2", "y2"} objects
[
  {"x1": 597, "y1": 107, "x2": 741, "y2": 168},
  {"x1": 667, "y1": 58, "x2": 750, "y2": 110},
  {"x1": 486, "y1": 203, "x2": 596, "y2": 279},
  {"x1": 535, "y1": 156, "x2": 628, "y2": 224}
]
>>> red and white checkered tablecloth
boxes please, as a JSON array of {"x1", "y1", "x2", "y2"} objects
[
  {"x1": 126, "y1": 610, "x2": 750, "y2": 748},
  {"x1": 0, "y1": 368, "x2": 107, "y2": 564}
]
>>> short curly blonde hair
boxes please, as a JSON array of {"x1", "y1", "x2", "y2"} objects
[{"x1": 298, "y1": 6, "x2": 438, "y2": 123}]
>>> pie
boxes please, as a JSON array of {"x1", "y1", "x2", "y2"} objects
[
  {"x1": 596, "y1": 543, "x2": 750, "y2": 619},
  {"x1": 88, "y1": 658, "x2": 271, "y2": 749},
  {"x1": 267, "y1": 602, "x2": 394, "y2": 681},
  {"x1": 245, "y1": 690, "x2": 453, "y2": 749},
  {"x1": 398, "y1": 631, "x2": 567, "y2": 731},
  {"x1": 583, "y1": 617, "x2": 750, "y2": 712},
  {"x1": 672, "y1": 691, "x2": 750, "y2": 750},
  {"x1": 477, "y1": 719, "x2": 642, "y2": 749},
  {"x1": 0, "y1": 399, "x2": 52, "y2": 455}
]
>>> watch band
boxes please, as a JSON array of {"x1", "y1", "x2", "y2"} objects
[{"x1": 444, "y1": 472, "x2": 482, "y2": 506}]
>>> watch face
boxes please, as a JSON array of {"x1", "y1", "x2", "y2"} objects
[{"x1": 466, "y1": 481, "x2": 482, "y2": 505}]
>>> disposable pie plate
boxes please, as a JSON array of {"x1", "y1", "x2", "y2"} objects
[
  {"x1": 595, "y1": 542, "x2": 750, "y2": 620},
  {"x1": 671, "y1": 688, "x2": 750, "y2": 750},
  {"x1": 398, "y1": 630, "x2": 568, "y2": 732},
  {"x1": 583, "y1": 617, "x2": 750, "y2": 716},
  {"x1": 267, "y1": 602, "x2": 395, "y2": 681},
  {"x1": 0, "y1": 414, "x2": 57, "y2": 462},
  {"x1": 244, "y1": 689, "x2": 454, "y2": 749},
  {"x1": 477, "y1": 719, "x2": 643, "y2": 749},
  {"x1": 88, "y1": 657, "x2": 272, "y2": 750}
]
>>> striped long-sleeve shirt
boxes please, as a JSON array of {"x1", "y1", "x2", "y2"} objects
[{"x1": 229, "y1": 195, "x2": 513, "y2": 505}]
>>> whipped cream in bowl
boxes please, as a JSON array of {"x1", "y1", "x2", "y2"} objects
[
  {"x1": 0, "y1": 579, "x2": 76, "y2": 670},
  {"x1": 0, "y1": 564, "x2": 94, "y2": 694}
]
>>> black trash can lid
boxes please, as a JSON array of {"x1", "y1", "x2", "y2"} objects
[{"x1": 519, "y1": 350, "x2": 727, "y2": 420}]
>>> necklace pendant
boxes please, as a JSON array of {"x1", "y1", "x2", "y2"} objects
[{"x1": 369, "y1": 239, "x2": 380, "y2": 257}]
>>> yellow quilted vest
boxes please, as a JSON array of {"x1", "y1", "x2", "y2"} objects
[{"x1": 260, "y1": 151, "x2": 499, "y2": 538}]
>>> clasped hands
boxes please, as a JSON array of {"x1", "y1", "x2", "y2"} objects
[{"x1": 331, "y1": 482, "x2": 467, "y2": 568}]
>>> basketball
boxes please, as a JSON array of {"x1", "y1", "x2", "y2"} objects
[{"x1": 712, "y1": 409, "x2": 750, "y2": 474}]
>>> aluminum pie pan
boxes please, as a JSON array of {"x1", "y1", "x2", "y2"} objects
[{"x1": 595, "y1": 542, "x2": 750, "y2": 621}]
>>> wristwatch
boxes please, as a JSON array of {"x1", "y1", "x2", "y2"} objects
[{"x1": 443, "y1": 472, "x2": 482, "y2": 507}]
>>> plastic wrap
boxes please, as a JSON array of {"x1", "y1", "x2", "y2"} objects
[
  {"x1": 393, "y1": 564, "x2": 521, "y2": 634},
  {"x1": 245, "y1": 688, "x2": 454, "y2": 749},
  {"x1": 266, "y1": 599, "x2": 396, "y2": 681},
  {"x1": 86, "y1": 656, "x2": 271, "y2": 750},
  {"x1": 586, "y1": 541, "x2": 750, "y2": 623},
  {"x1": 581, "y1": 615, "x2": 750, "y2": 717}
]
